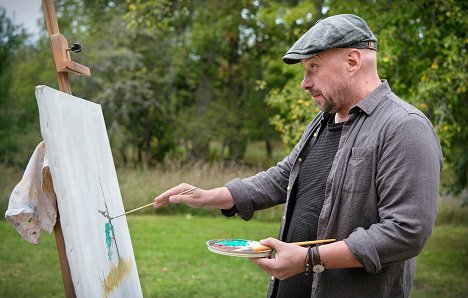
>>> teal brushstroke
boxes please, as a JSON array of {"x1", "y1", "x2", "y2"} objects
[
  {"x1": 215, "y1": 239, "x2": 252, "y2": 247},
  {"x1": 105, "y1": 222, "x2": 113, "y2": 261}
]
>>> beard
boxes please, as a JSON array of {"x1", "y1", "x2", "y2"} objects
[{"x1": 312, "y1": 77, "x2": 352, "y2": 114}]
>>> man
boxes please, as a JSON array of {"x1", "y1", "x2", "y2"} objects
[{"x1": 154, "y1": 14, "x2": 442, "y2": 297}]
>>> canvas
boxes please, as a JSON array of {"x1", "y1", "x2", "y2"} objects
[{"x1": 35, "y1": 85, "x2": 143, "y2": 297}]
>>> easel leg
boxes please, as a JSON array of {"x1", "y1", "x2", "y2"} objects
[{"x1": 54, "y1": 217, "x2": 76, "y2": 297}]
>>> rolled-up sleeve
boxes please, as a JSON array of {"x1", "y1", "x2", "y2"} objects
[
  {"x1": 224, "y1": 119, "x2": 320, "y2": 221},
  {"x1": 224, "y1": 147, "x2": 296, "y2": 220},
  {"x1": 345, "y1": 113, "x2": 442, "y2": 273}
]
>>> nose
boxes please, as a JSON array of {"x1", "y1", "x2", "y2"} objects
[{"x1": 301, "y1": 74, "x2": 313, "y2": 90}]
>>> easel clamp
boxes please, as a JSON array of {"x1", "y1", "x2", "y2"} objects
[{"x1": 50, "y1": 33, "x2": 91, "y2": 76}]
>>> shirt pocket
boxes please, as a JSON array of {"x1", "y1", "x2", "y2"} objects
[{"x1": 343, "y1": 147, "x2": 374, "y2": 193}]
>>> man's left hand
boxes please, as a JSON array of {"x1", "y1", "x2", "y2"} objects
[{"x1": 250, "y1": 238, "x2": 307, "y2": 280}]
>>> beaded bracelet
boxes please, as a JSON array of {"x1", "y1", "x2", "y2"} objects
[{"x1": 305, "y1": 246, "x2": 312, "y2": 275}]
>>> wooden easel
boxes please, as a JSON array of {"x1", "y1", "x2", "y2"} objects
[{"x1": 41, "y1": 0, "x2": 91, "y2": 296}]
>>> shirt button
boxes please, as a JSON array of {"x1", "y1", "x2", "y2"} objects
[
  {"x1": 313, "y1": 132, "x2": 318, "y2": 138},
  {"x1": 282, "y1": 216, "x2": 286, "y2": 220},
  {"x1": 287, "y1": 186, "x2": 290, "y2": 191},
  {"x1": 271, "y1": 276, "x2": 275, "y2": 281},
  {"x1": 298, "y1": 157, "x2": 303, "y2": 162}
]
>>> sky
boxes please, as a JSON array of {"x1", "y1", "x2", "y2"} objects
[{"x1": 1, "y1": 0, "x2": 43, "y2": 40}]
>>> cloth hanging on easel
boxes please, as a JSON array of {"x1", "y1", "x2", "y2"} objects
[{"x1": 4, "y1": 141, "x2": 57, "y2": 244}]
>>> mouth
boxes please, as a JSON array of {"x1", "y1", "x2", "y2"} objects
[{"x1": 311, "y1": 92, "x2": 321, "y2": 98}]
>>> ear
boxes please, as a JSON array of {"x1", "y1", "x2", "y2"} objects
[{"x1": 346, "y1": 49, "x2": 361, "y2": 75}]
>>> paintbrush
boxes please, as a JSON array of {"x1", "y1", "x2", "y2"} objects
[
  {"x1": 234, "y1": 238, "x2": 336, "y2": 252},
  {"x1": 110, "y1": 186, "x2": 198, "y2": 220}
]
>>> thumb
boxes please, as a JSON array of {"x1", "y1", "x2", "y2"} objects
[{"x1": 259, "y1": 237, "x2": 284, "y2": 250}]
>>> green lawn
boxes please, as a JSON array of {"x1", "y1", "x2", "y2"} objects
[
  {"x1": 1, "y1": 216, "x2": 467, "y2": 297},
  {"x1": 411, "y1": 225, "x2": 468, "y2": 298}
]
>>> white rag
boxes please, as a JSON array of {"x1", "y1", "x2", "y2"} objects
[{"x1": 4, "y1": 141, "x2": 57, "y2": 244}]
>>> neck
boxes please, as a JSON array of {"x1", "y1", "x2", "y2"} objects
[
  {"x1": 336, "y1": 75, "x2": 381, "y2": 122},
  {"x1": 334, "y1": 113, "x2": 348, "y2": 123}
]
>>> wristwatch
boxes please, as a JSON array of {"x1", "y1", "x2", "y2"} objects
[{"x1": 312, "y1": 246, "x2": 325, "y2": 273}]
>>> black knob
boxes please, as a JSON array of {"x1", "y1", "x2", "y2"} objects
[{"x1": 67, "y1": 42, "x2": 82, "y2": 53}]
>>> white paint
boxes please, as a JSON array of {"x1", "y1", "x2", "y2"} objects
[{"x1": 35, "y1": 85, "x2": 142, "y2": 298}]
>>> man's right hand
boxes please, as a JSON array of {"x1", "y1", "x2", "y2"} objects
[{"x1": 153, "y1": 183, "x2": 235, "y2": 210}]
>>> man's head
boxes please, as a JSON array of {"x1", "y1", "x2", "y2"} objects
[
  {"x1": 282, "y1": 14, "x2": 377, "y2": 64},
  {"x1": 284, "y1": 14, "x2": 380, "y2": 116}
]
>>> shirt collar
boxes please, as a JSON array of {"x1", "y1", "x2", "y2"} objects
[
  {"x1": 320, "y1": 111, "x2": 334, "y2": 125},
  {"x1": 351, "y1": 80, "x2": 392, "y2": 115}
]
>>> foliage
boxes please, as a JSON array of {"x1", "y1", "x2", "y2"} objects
[
  {"x1": 0, "y1": 8, "x2": 29, "y2": 165},
  {"x1": 0, "y1": 0, "x2": 466, "y2": 195},
  {"x1": 363, "y1": 0, "x2": 468, "y2": 196},
  {"x1": 266, "y1": 68, "x2": 319, "y2": 147},
  {"x1": 126, "y1": 0, "x2": 291, "y2": 161},
  {"x1": 264, "y1": 0, "x2": 468, "y2": 196}
]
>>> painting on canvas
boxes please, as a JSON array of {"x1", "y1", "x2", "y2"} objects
[{"x1": 36, "y1": 85, "x2": 142, "y2": 297}]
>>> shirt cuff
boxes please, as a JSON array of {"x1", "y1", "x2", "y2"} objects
[
  {"x1": 221, "y1": 205, "x2": 238, "y2": 217},
  {"x1": 224, "y1": 178, "x2": 255, "y2": 221},
  {"x1": 345, "y1": 227, "x2": 382, "y2": 274}
]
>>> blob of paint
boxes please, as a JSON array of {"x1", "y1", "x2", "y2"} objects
[
  {"x1": 215, "y1": 239, "x2": 252, "y2": 247},
  {"x1": 105, "y1": 222, "x2": 113, "y2": 261},
  {"x1": 210, "y1": 239, "x2": 259, "y2": 251},
  {"x1": 102, "y1": 257, "x2": 133, "y2": 298}
]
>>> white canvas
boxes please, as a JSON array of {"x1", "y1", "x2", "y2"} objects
[{"x1": 35, "y1": 85, "x2": 143, "y2": 298}]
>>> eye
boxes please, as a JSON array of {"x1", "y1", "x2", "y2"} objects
[{"x1": 310, "y1": 64, "x2": 318, "y2": 71}]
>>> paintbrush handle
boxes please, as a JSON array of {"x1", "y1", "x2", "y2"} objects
[
  {"x1": 111, "y1": 186, "x2": 199, "y2": 219},
  {"x1": 253, "y1": 238, "x2": 336, "y2": 252},
  {"x1": 113, "y1": 202, "x2": 155, "y2": 218}
]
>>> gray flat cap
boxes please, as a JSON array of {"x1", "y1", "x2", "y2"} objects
[{"x1": 283, "y1": 14, "x2": 377, "y2": 64}]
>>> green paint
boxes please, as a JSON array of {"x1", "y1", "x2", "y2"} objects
[
  {"x1": 214, "y1": 239, "x2": 252, "y2": 247},
  {"x1": 105, "y1": 222, "x2": 113, "y2": 261}
]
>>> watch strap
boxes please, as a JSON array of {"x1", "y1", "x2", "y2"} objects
[
  {"x1": 312, "y1": 246, "x2": 325, "y2": 273},
  {"x1": 312, "y1": 246, "x2": 322, "y2": 266}
]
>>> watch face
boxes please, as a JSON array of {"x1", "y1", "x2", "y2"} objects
[{"x1": 313, "y1": 264, "x2": 325, "y2": 273}]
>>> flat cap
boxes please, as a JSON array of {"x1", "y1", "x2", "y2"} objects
[{"x1": 283, "y1": 14, "x2": 377, "y2": 64}]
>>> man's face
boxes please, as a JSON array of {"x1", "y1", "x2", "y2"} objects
[{"x1": 300, "y1": 49, "x2": 351, "y2": 114}]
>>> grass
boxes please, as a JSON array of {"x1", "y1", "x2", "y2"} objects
[
  {"x1": 0, "y1": 215, "x2": 278, "y2": 297},
  {"x1": 0, "y1": 215, "x2": 467, "y2": 297},
  {"x1": 131, "y1": 216, "x2": 278, "y2": 297},
  {"x1": 412, "y1": 225, "x2": 468, "y2": 298},
  {"x1": 1, "y1": 160, "x2": 468, "y2": 297}
]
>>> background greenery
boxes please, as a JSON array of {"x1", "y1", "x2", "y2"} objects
[
  {"x1": 1, "y1": 0, "x2": 467, "y2": 297},
  {"x1": 0, "y1": 0, "x2": 466, "y2": 197}
]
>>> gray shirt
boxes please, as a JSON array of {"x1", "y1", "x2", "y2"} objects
[{"x1": 225, "y1": 81, "x2": 442, "y2": 297}]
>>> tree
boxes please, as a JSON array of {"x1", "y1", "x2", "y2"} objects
[{"x1": 0, "y1": 8, "x2": 29, "y2": 164}]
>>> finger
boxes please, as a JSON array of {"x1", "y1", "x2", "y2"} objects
[
  {"x1": 168, "y1": 188, "x2": 199, "y2": 205},
  {"x1": 249, "y1": 257, "x2": 271, "y2": 265},
  {"x1": 249, "y1": 257, "x2": 277, "y2": 276},
  {"x1": 259, "y1": 237, "x2": 284, "y2": 250},
  {"x1": 153, "y1": 199, "x2": 169, "y2": 208},
  {"x1": 153, "y1": 183, "x2": 193, "y2": 206}
]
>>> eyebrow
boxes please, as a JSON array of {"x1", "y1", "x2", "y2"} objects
[{"x1": 302, "y1": 55, "x2": 321, "y2": 66}]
